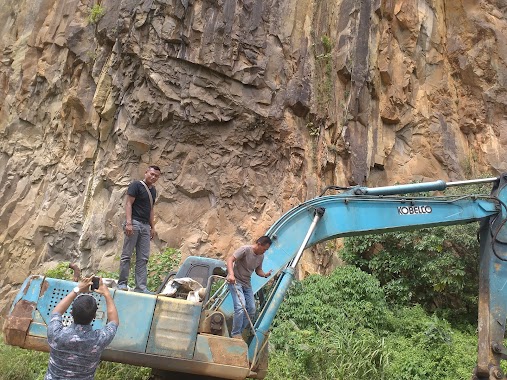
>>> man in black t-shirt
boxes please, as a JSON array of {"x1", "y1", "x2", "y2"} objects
[{"x1": 118, "y1": 165, "x2": 161, "y2": 293}]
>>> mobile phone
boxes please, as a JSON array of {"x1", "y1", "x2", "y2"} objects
[{"x1": 91, "y1": 276, "x2": 100, "y2": 290}]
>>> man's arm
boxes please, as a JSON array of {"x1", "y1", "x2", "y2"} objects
[
  {"x1": 149, "y1": 207, "x2": 155, "y2": 240},
  {"x1": 255, "y1": 267, "x2": 273, "y2": 279},
  {"x1": 226, "y1": 255, "x2": 236, "y2": 283},
  {"x1": 125, "y1": 195, "x2": 136, "y2": 236},
  {"x1": 53, "y1": 277, "x2": 93, "y2": 315},
  {"x1": 95, "y1": 279, "x2": 119, "y2": 325}
]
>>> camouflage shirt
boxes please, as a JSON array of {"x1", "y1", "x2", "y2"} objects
[{"x1": 44, "y1": 312, "x2": 118, "y2": 380}]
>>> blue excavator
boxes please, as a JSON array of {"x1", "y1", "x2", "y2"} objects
[{"x1": 4, "y1": 173, "x2": 507, "y2": 380}]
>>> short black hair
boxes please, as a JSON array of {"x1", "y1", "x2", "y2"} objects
[
  {"x1": 256, "y1": 236, "x2": 272, "y2": 246},
  {"x1": 71, "y1": 295, "x2": 98, "y2": 325},
  {"x1": 148, "y1": 165, "x2": 161, "y2": 172}
]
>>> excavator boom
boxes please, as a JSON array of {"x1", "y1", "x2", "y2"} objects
[{"x1": 239, "y1": 175, "x2": 507, "y2": 380}]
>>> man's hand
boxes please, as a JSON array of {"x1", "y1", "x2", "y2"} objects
[
  {"x1": 150, "y1": 227, "x2": 155, "y2": 240},
  {"x1": 264, "y1": 270, "x2": 273, "y2": 278},
  {"x1": 125, "y1": 222, "x2": 134, "y2": 236},
  {"x1": 226, "y1": 273, "x2": 236, "y2": 284},
  {"x1": 94, "y1": 278, "x2": 110, "y2": 296},
  {"x1": 77, "y1": 277, "x2": 93, "y2": 293}
]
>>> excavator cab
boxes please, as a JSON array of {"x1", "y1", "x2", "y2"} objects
[{"x1": 156, "y1": 256, "x2": 226, "y2": 301}]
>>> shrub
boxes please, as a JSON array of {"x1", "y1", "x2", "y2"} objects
[
  {"x1": 0, "y1": 340, "x2": 150, "y2": 380},
  {"x1": 95, "y1": 362, "x2": 149, "y2": 380},
  {"x1": 268, "y1": 324, "x2": 390, "y2": 380},
  {"x1": 273, "y1": 265, "x2": 389, "y2": 331},
  {"x1": 88, "y1": 4, "x2": 105, "y2": 24},
  {"x1": 384, "y1": 308, "x2": 477, "y2": 380},
  {"x1": 147, "y1": 247, "x2": 181, "y2": 291},
  {"x1": 268, "y1": 266, "x2": 391, "y2": 379},
  {"x1": 45, "y1": 262, "x2": 73, "y2": 280}
]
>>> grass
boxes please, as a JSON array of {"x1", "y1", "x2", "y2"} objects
[{"x1": 0, "y1": 339, "x2": 150, "y2": 380}]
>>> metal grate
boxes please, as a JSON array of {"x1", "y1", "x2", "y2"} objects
[{"x1": 46, "y1": 288, "x2": 102, "y2": 327}]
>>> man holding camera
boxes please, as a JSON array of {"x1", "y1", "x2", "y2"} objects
[{"x1": 44, "y1": 276, "x2": 119, "y2": 380}]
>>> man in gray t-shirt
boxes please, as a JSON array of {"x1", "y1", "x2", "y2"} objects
[{"x1": 226, "y1": 236, "x2": 272, "y2": 339}]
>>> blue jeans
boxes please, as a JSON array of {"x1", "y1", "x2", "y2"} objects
[
  {"x1": 118, "y1": 220, "x2": 151, "y2": 291},
  {"x1": 229, "y1": 282, "x2": 255, "y2": 337}
]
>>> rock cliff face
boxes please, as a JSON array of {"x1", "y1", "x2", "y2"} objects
[{"x1": 1, "y1": 0, "x2": 506, "y2": 310}]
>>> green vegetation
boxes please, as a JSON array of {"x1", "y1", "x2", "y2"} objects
[
  {"x1": 341, "y1": 224, "x2": 479, "y2": 324},
  {"x1": 266, "y1": 266, "x2": 478, "y2": 380},
  {"x1": 88, "y1": 4, "x2": 105, "y2": 24},
  {"x1": 45, "y1": 261, "x2": 73, "y2": 280},
  {"x1": 95, "y1": 362, "x2": 150, "y2": 380},
  {"x1": 313, "y1": 34, "x2": 334, "y2": 112},
  {"x1": 268, "y1": 266, "x2": 390, "y2": 380},
  {"x1": 147, "y1": 247, "x2": 181, "y2": 291},
  {"x1": 0, "y1": 340, "x2": 150, "y2": 380},
  {"x1": 0, "y1": 338, "x2": 48, "y2": 380}
]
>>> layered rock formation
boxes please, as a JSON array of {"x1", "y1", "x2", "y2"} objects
[{"x1": 1, "y1": 0, "x2": 506, "y2": 311}]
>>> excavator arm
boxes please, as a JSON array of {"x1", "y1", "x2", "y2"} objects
[{"x1": 236, "y1": 174, "x2": 507, "y2": 380}]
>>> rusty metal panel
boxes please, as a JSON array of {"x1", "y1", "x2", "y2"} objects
[
  {"x1": 28, "y1": 310, "x2": 48, "y2": 338},
  {"x1": 145, "y1": 297, "x2": 201, "y2": 359},
  {"x1": 194, "y1": 334, "x2": 249, "y2": 368},
  {"x1": 3, "y1": 314, "x2": 31, "y2": 347},
  {"x1": 3, "y1": 289, "x2": 38, "y2": 348},
  {"x1": 102, "y1": 349, "x2": 251, "y2": 380},
  {"x1": 8, "y1": 276, "x2": 44, "y2": 314},
  {"x1": 24, "y1": 335, "x2": 50, "y2": 353}
]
